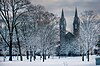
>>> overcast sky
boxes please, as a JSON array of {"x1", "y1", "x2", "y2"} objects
[{"x1": 29, "y1": 0, "x2": 100, "y2": 31}]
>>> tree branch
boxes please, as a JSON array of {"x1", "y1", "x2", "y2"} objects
[{"x1": 0, "y1": 33, "x2": 10, "y2": 47}]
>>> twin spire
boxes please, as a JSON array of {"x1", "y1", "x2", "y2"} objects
[{"x1": 61, "y1": 8, "x2": 78, "y2": 18}]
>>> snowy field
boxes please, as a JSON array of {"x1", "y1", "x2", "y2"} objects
[{"x1": 0, "y1": 55, "x2": 100, "y2": 66}]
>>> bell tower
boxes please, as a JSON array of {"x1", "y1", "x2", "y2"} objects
[
  {"x1": 73, "y1": 8, "x2": 80, "y2": 36},
  {"x1": 59, "y1": 9, "x2": 67, "y2": 55},
  {"x1": 59, "y1": 9, "x2": 66, "y2": 42}
]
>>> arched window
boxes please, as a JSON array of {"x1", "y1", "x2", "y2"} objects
[{"x1": 75, "y1": 24, "x2": 77, "y2": 29}]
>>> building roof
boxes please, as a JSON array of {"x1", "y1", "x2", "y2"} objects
[{"x1": 65, "y1": 32, "x2": 74, "y2": 39}]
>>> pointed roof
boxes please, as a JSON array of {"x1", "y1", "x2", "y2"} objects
[
  {"x1": 61, "y1": 9, "x2": 64, "y2": 18},
  {"x1": 65, "y1": 32, "x2": 74, "y2": 39},
  {"x1": 75, "y1": 8, "x2": 78, "y2": 17}
]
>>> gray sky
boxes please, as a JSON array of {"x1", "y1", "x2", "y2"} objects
[{"x1": 29, "y1": 0, "x2": 100, "y2": 32}]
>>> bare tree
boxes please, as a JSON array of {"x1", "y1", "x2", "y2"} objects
[
  {"x1": 80, "y1": 10, "x2": 100, "y2": 61},
  {"x1": 17, "y1": 5, "x2": 59, "y2": 62},
  {"x1": 0, "y1": 0, "x2": 30, "y2": 61},
  {"x1": 22, "y1": 5, "x2": 59, "y2": 62},
  {"x1": 17, "y1": 5, "x2": 45, "y2": 61},
  {"x1": 38, "y1": 16, "x2": 59, "y2": 62}
]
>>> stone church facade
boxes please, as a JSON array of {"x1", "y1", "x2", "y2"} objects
[{"x1": 59, "y1": 8, "x2": 80, "y2": 56}]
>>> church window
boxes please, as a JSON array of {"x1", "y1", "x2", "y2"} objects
[{"x1": 75, "y1": 24, "x2": 77, "y2": 29}]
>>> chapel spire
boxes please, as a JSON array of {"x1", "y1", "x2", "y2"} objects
[
  {"x1": 61, "y1": 9, "x2": 64, "y2": 18},
  {"x1": 75, "y1": 8, "x2": 78, "y2": 17}
]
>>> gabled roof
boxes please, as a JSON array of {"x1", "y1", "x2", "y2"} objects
[{"x1": 65, "y1": 32, "x2": 74, "y2": 39}]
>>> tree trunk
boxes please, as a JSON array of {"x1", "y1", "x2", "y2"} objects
[
  {"x1": 48, "y1": 55, "x2": 50, "y2": 58},
  {"x1": 17, "y1": 50, "x2": 18, "y2": 60},
  {"x1": 18, "y1": 41, "x2": 23, "y2": 61},
  {"x1": 30, "y1": 46, "x2": 33, "y2": 62},
  {"x1": 43, "y1": 50, "x2": 45, "y2": 62},
  {"x1": 59, "y1": 54, "x2": 60, "y2": 59},
  {"x1": 40, "y1": 52, "x2": 42, "y2": 60},
  {"x1": 26, "y1": 51, "x2": 29, "y2": 60},
  {"x1": 33, "y1": 51, "x2": 36, "y2": 61},
  {"x1": 4, "y1": 54, "x2": 6, "y2": 62},
  {"x1": 87, "y1": 50, "x2": 89, "y2": 61},
  {"x1": 87, "y1": 42, "x2": 89, "y2": 61},
  {"x1": 44, "y1": 50, "x2": 46, "y2": 60},
  {"x1": 58, "y1": 46, "x2": 60, "y2": 59},
  {"x1": 9, "y1": 33, "x2": 13, "y2": 61},
  {"x1": 82, "y1": 52, "x2": 84, "y2": 61},
  {"x1": 43, "y1": 54, "x2": 44, "y2": 62},
  {"x1": 15, "y1": 26, "x2": 23, "y2": 61}
]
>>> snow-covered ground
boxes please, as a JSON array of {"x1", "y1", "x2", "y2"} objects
[{"x1": 0, "y1": 55, "x2": 99, "y2": 66}]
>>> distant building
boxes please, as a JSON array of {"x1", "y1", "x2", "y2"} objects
[{"x1": 58, "y1": 8, "x2": 80, "y2": 56}]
